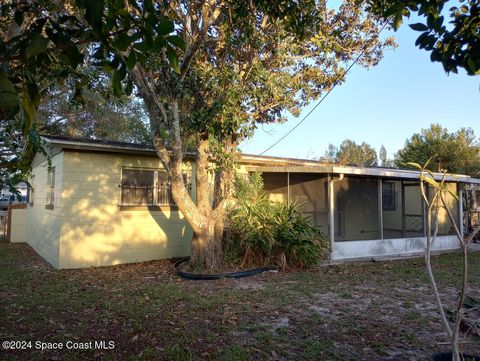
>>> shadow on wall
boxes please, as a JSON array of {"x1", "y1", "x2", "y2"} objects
[{"x1": 57, "y1": 152, "x2": 192, "y2": 268}]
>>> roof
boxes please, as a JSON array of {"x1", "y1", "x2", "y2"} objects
[{"x1": 41, "y1": 135, "x2": 480, "y2": 185}]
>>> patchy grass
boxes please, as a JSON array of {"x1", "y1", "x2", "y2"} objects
[{"x1": 0, "y1": 244, "x2": 479, "y2": 360}]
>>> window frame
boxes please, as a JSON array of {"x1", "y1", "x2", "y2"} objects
[
  {"x1": 45, "y1": 167, "x2": 55, "y2": 209},
  {"x1": 382, "y1": 181, "x2": 397, "y2": 211},
  {"x1": 119, "y1": 167, "x2": 192, "y2": 209},
  {"x1": 28, "y1": 175, "x2": 35, "y2": 207}
]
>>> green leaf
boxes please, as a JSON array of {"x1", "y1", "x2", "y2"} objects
[
  {"x1": 467, "y1": 58, "x2": 477, "y2": 74},
  {"x1": 409, "y1": 23, "x2": 428, "y2": 31},
  {"x1": 157, "y1": 20, "x2": 174, "y2": 35},
  {"x1": 124, "y1": 79, "x2": 133, "y2": 95},
  {"x1": 14, "y1": 10, "x2": 24, "y2": 26},
  {"x1": 84, "y1": 0, "x2": 105, "y2": 32},
  {"x1": 61, "y1": 46, "x2": 84, "y2": 68},
  {"x1": 167, "y1": 35, "x2": 186, "y2": 51},
  {"x1": 25, "y1": 34, "x2": 49, "y2": 58},
  {"x1": 112, "y1": 72, "x2": 122, "y2": 97},
  {"x1": 0, "y1": 77, "x2": 19, "y2": 108},
  {"x1": 152, "y1": 36, "x2": 166, "y2": 52},
  {"x1": 112, "y1": 32, "x2": 130, "y2": 52},
  {"x1": 393, "y1": 13, "x2": 403, "y2": 30},
  {"x1": 20, "y1": 96, "x2": 36, "y2": 133},
  {"x1": 424, "y1": 157, "x2": 432, "y2": 169},
  {"x1": 167, "y1": 46, "x2": 180, "y2": 73},
  {"x1": 125, "y1": 51, "x2": 136, "y2": 70},
  {"x1": 420, "y1": 175, "x2": 439, "y2": 189},
  {"x1": 405, "y1": 162, "x2": 422, "y2": 170},
  {"x1": 447, "y1": 190, "x2": 459, "y2": 201},
  {"x1": 144, "y1": 0, "x2": 154, "y2": 13}
]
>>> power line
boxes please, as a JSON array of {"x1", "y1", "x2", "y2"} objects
[{"x1": 259, "y1": 23, "x2": 388, "y2": 156}]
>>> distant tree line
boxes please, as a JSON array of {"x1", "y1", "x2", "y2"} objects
[{"x1": 321, "y1": 124, "x2": 480, "y2": 177}]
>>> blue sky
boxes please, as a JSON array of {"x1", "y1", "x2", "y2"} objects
[{"x1": 239, "y1": 19, "x2": 480, "y2": 161}]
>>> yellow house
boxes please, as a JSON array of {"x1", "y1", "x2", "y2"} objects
[{"x1": 13, "y1": 135, "x2": 480, "y2": 269}]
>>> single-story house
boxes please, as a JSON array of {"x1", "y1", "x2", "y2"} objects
[{"x1": 10, "y1": 135, "x2": 480, "y2": 269}]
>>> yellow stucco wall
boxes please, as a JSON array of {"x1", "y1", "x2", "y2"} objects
[
  {"x1": 26, "y1": 152, "x2": 64, "y2": 268},
  {"x1": 57, "y1": 151, "x2": 195, "y2": 269}
]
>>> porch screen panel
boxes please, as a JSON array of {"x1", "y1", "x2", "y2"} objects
[
  {"x1": 403, "y1": 182, "x2": 424, "y2": 237},
  {"x1": 289, "y1": 174, "x2": 328, "y2": 233},
  {"x1": 334, "y1": 176, "x2": 380, "y2": 241},
  {"x1": 429, "y1": 182, "x2": 458, "y2": 235},
  {"x1": 262, "y1": 173, "x2": 288, "y2": 204},
  {"x1": 382, "y1": 180, "x2": 402, "y2": 239}
]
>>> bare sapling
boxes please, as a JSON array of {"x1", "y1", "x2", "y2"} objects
[{"x1": 408, "y1": 161, "x2": 480, "y2": 361}]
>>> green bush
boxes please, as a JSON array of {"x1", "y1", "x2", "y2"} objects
[{"x1": 226, "y1": 172, "x2": 329, "y2": 268}]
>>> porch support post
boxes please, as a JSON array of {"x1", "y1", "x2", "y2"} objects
[
  {"x1": 328, "y1": 174, "x2": 344, "y2": 253},
  {"x1": 328, "y1": 175, "x2": 334, "y2": 248},
  {"x1": 459, "y1": 185, "x2": 464, "y2": 240},
  {"x1": 378, "y1": 178, "x2": 383, "y2": 240},
  {"x1": 287, "y1": 172, "x2": 290, "y2": 206}
]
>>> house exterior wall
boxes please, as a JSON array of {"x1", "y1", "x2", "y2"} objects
[
  {"x1": 10, "y1": 208, "x2": 27, "y2": 243},
  {"x1": 57, "y1": 150, "x2": 196, "y2": 269},
  {"x1": 26, "y1": 151, "x2": 64, "y2": 268}
]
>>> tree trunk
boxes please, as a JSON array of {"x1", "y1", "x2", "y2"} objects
[
  {"x1": 190, "y1": 216, "x2": 223, "y2": 270},
  {"x1": 131, "y1": 69, "x2": 231, "y2": 270}
]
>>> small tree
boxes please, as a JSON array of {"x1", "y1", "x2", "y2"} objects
[{"x1": 410, "y1": 160, "x2": 480, "y2": 361}]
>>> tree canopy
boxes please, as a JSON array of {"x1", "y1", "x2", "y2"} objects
[
  {"x1": 395, "y1": 123, "x2": 480, "y2": 176},
  {"x1": 37, "y1": 81, "x2": 151, "y2": 144}
]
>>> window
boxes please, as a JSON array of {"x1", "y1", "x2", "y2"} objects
[
  {"x1": 120, "y1": 169, "x2": 192, "y2": 207},
  {"x1": 382, "y1": 181, "x2": 397, "y2": 211},
  {"x1": 46, "y1": 168, "x2": 55, "y2": 209},
  {"x1": 28, "y1": 175, "x2": 35, "y2": 206}
]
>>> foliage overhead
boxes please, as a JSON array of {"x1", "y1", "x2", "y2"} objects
[
  {"x1": 364, "y1": 0, "x2": 480, "y2": 75},
  {"x1": 0, "y1": 0, "x2": 182, "y2": 124},
  {"x1": 395, "y1": 123, "x2": 480, "y2": 175},
  {"x1": 0, "y1": 0, "x2": 182, "y2": 188}
]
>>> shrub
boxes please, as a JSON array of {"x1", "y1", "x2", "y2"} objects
[{"x1": 226, "y1": 172, "x2": 329, "y2": 268}]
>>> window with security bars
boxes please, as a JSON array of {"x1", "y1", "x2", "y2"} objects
[{"x1": 120, "y1": 169, "x2": 192, "y2": 207}]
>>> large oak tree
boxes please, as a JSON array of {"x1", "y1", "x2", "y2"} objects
[{"x1": 128, "y1": 0, "x2": 393, "y2": 268}]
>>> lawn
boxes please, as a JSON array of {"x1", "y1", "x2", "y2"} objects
[{"x1": 0, "y1": 243, "x2": 479, "y2": 361}]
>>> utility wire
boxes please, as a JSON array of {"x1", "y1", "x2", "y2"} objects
[{"x1": 259, "y1": 23, "x2": 388, "y2": 156}]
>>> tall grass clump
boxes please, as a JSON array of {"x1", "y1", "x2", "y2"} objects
[{"x1": 226, "y1": 172, "x2": 329, "y2": 268}]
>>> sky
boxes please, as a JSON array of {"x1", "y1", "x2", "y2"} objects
[{"x1": 239, "y1": 18, "x2": 480, "y2": 162}]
